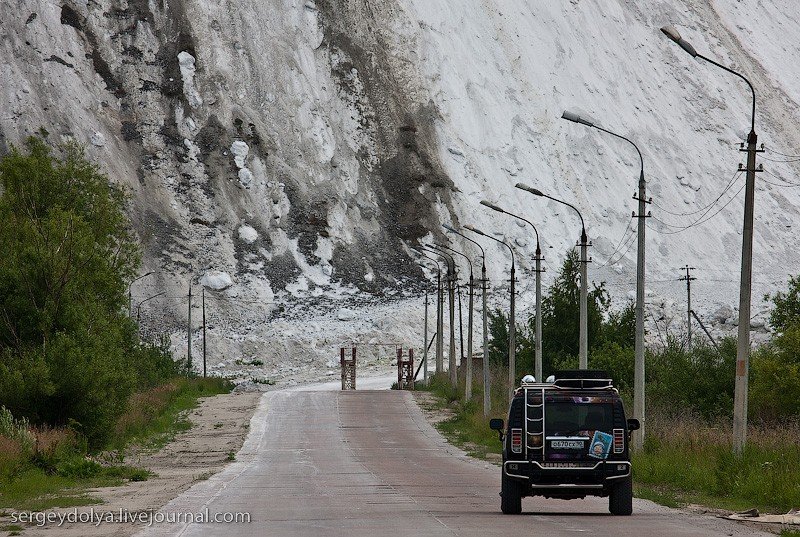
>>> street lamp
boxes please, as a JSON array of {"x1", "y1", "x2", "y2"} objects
[
  {"x1": 516, "y1": 183, "x2": 589, "y2": 369},
  {"x1": 560, "y1": 109, "x2": 649, "y2": 450},
  {"x1": 444, "y1": 224, "x2": 491, "y2": 416},
  {"x1": 463, "y1": 224, "x2": 517, "y2": 401},
  {"x1": 661, "y1": 25, "x2": 760, "y2": 454},
  {"x1": 438, "y1": 242, "x2": 475, "y2": 400},
  {"x1": 128, "y1": 271, "x2": 154, "y2": 316},
  {"x1": 424, "y1": 244, "x2": 458, "y2": 388},
  {"x1": 480, "y1": 201, "x2": 545, "y2": 383},
  {"x1": 136, "y1": 291, "x2": 166, "y2": 336},
  {"x1": 411, "y1": 247, "x2": 442, "y2": 383}
]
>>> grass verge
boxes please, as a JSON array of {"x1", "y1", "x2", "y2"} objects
[{"x1": 0, "y1": 376, "x2": 232, "y2": 510}]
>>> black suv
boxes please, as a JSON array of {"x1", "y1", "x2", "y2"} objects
[{"x1": 489, "y1": 370, "x2": 640, "y2": 515}]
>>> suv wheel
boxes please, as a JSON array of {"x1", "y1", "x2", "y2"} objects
[
  {"x1": 501, "y1": 470, "x2": 524, "y2": 514},
  {"x1": 608, "y1": 475, "x2": 633, "y2": 516}
]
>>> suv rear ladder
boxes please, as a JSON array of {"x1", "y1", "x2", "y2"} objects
[{"x1": 524, "y1": 386, "x2": 546, "y2": 460}]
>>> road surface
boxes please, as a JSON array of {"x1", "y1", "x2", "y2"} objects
[{"x1": 137, "y1": 384, "x2": 771, "y2": 537}]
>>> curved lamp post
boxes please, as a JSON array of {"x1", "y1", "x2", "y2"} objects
[
  {"x1": 661, "y1": 25, "x2": 759, "y2": 454},
  {"x1": 516, "y1": 183, "x2": 589, "y2": 369},
  {"x1": 136, "y1": 291, "x2": 166, "y2": 337},
  {"x1": 424, "y1": 244, "x2": 458, "y2": 388},
  {"x1": 561, "y1": 110, "x2": 648, "y2": 450},
  {"x1": 411, "y1": 247, "x2": 442, "y2": 382},
  {"x1": 463, "y1": 224, "x2": 517, "y2": 402},
  {"x1": 480, "y1": 201, "x2": 544, "y2": 383},
  {"x1": 444, "y1": 224, "x2": 491, "y2": 415},
  {"x1": 128, "y1": 271, "x2": 154, "y2": 316},
  {"x1": 438, "y1": 242, "x2": 475, "y2": 400}
]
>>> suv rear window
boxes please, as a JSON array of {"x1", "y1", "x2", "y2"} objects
[{"x1": 545, "y1": 402, "x2": 614, "y2": 435}]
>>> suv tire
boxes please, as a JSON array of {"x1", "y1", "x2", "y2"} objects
[
  {"x1": 501, "y1": 471, "x2": 524, "y2": 514},
  {"x1": 609, "y1": 475, "x2": 633, "y2": 516}
]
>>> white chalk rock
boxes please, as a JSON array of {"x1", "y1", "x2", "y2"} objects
[
  {"x1": 238, "y1": 225, "x2": 258, "y2": 244},
  {"x1": 238, "y1": 168, "x2": 253, "y2": 186},
  {"x1": 177, "y1": 52, "x2": 203, "y2": 108},
  {"x1": 336, "y1": 308, "x2": 356, "y2": 321},
  {"x1": 230, "y1": 140, "x2": 249, "y2": 168},
  {"x1": 200, "y1": 270, "x2": 233, "y2": 290},
  {"x1": 90, "y1": 132, "x2": 106, "y2": 147}
]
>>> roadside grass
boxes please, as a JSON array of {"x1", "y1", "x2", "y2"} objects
[
  {"x1": 0, "y1": 376, "x2": 233, "y2": 510},
  {"x1": 419, "y1": 376, "x2": 800, "y2": 515},
  {"x1": 112, "y1": 376, "x2": 233, "y2": 451},
  {"x1": 634, "y1": 411, "x2": 800, "y2": 513},
  {"x1": 418, "y1": 370, "x2": 507, "y2": 459}
]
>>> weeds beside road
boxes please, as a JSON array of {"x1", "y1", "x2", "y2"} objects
[{"x1": 0, "y1": 377, "x2": 231, "y2": 510}]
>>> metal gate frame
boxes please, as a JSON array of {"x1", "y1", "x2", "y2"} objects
[
  {"x1": 397, "y1": 348, "x2": 414, "y2": 390},
  {"x1": 340, "y1": 347, "x2": 356, "y2": 390}
]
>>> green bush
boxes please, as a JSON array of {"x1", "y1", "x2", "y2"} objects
[
  {"x1": 750, "y1": 326, "x2": 800, "y2": 422},
  {"x1": 645, "y1": 336, "x2": 736, "y2": 419}
]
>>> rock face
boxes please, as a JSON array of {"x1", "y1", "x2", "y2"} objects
[{"x1": 2, "y1": 0, "x2": 800, "y2": 372}]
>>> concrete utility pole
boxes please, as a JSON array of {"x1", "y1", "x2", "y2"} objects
[
  {"x1": 426, "y1": 245, "x2": 458, "y2": 388},
  {"x1": 412, "y1": 248, "x2": 443, "y2": 376},
  {"x1": 437, "y1": 244, "x2": 475, "y2": 401},
  {"x1": 559, "y1": 110, "x2": 651, "y2": 449},
  {"x1": 516, "y1": 184, "x2": 588, "y2": 368},
  {"x1": 464, "y1": 225, "x2": 516, "y2": 401},
  {"x1": 444, "y1": 224, "x2": 490, "y2": 415},
  {"x1": 439, "y1": 243, "x2": 475, "y2": 399},
  {"x1": 679, "y1": 266, "x2": 697, "y2": 350},
  {"x1": 479, "y1": 201, "x2": 544, "y2": 381},
  {"x1": 423, "y1": 288, "x2": 429, "y2": 384},
  {"x1": 202, "y1": 288, "x2": 207, "y2": 378},
  {"x1": 662, "y1": 25, "x2": 763, "y2": 454},
  {"x1": 187, "y1": 285, "x2": 192, "y2": 373}
]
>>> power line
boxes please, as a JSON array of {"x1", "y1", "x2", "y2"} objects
[
  {"x1": 765, "y1": 147, "x2": 800, "y2": 159},
  {"x1": 761, "y1": 169, "x2": 800, "y2": 187},
  {"x1": 650, "y1": 170, "x2": 742, "y2": 217},
  {"x1": 647, "y1": 179, "x2": 746, "y2": 235},
  {"x1": 595, "y1": 219, "x2": 636, "y2": 268}
]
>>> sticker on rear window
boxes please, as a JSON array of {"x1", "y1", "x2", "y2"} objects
[{"x1": 588, "y1": 431, "x2": 613, "y2": 459}]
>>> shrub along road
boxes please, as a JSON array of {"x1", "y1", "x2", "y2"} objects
[{"x1": 135, "y1": 387, "x2": 772, "y2": 537}]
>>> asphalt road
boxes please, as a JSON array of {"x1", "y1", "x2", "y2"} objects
[{"x1": 137, "y1": 385, "x2": 772, "y2": 537}]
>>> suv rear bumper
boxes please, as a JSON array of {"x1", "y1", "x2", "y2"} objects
[{"x1": 503, "y1": 460, "x2": 631, "y2": 489}]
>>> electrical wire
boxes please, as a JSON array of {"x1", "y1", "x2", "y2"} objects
[
  {"x1": 762, "y1": 169, "x2": 800, "y2": 187},
  {"x1": 766, "y1": 147, "x2": 800, "y2": 159},
  {"x1": 759, "y1": 154, "x2": 800, "y2": 163},
  {"x1": 650, "y1": 170, "x2": 743, "y2": 218},
  {"x1": 594, "y1": 219, "x2": 635, "y2": 269},
  {"x1": 599, "y1": 230, "x2": 638, "y2": 267},
  {"x1": 647, "y1": 180, "x2": 747, "y2": 235}
]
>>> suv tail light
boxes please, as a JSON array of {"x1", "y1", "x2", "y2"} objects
[
  {"x1": 613, "y1": 428, "x2": 624, "y2": 454},
  {"x1": 511, "y1": 428, "x2": 523, "y2": 454}
]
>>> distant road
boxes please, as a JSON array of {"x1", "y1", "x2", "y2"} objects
[{"x1": 137, "y1": 384, "x2": 771, "y2": 537}]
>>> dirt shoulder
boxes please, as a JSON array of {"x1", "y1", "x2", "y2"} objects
[{"x1": 1, "y1": 391, "x2": 262, "y2": 537}]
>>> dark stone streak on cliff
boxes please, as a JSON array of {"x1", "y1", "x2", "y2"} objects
[
  {"x1": 60, "y1": 4, "x2": 126, "y2": 98},
  {"x1": 315, "y1": 0, "x2": 452, "y2": 289}
]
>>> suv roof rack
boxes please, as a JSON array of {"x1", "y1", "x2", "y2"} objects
[{"x1": 520, "y1": 370, "x2": 614, "y2": 391}]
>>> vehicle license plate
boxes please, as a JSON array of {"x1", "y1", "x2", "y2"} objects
[{"x1": 551, "y1": 440, "x2": 584, "y2": 449}]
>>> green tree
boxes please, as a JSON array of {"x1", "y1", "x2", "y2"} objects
[
  {"x1": 538, "y1": 249, "x2": 610, "y2": 373},
  {"x1": 645, "y1": 336, "x2": 737, "y2": 419},
  {"x1": 487, "y1": 308, "x2": 509, "y2": 367},
  {"x1": 0, "y1": 137, "x2": 175, "y2": 446},
  {"x1": 765, "y1": 275, "x2": 800, "y2": 334}
]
